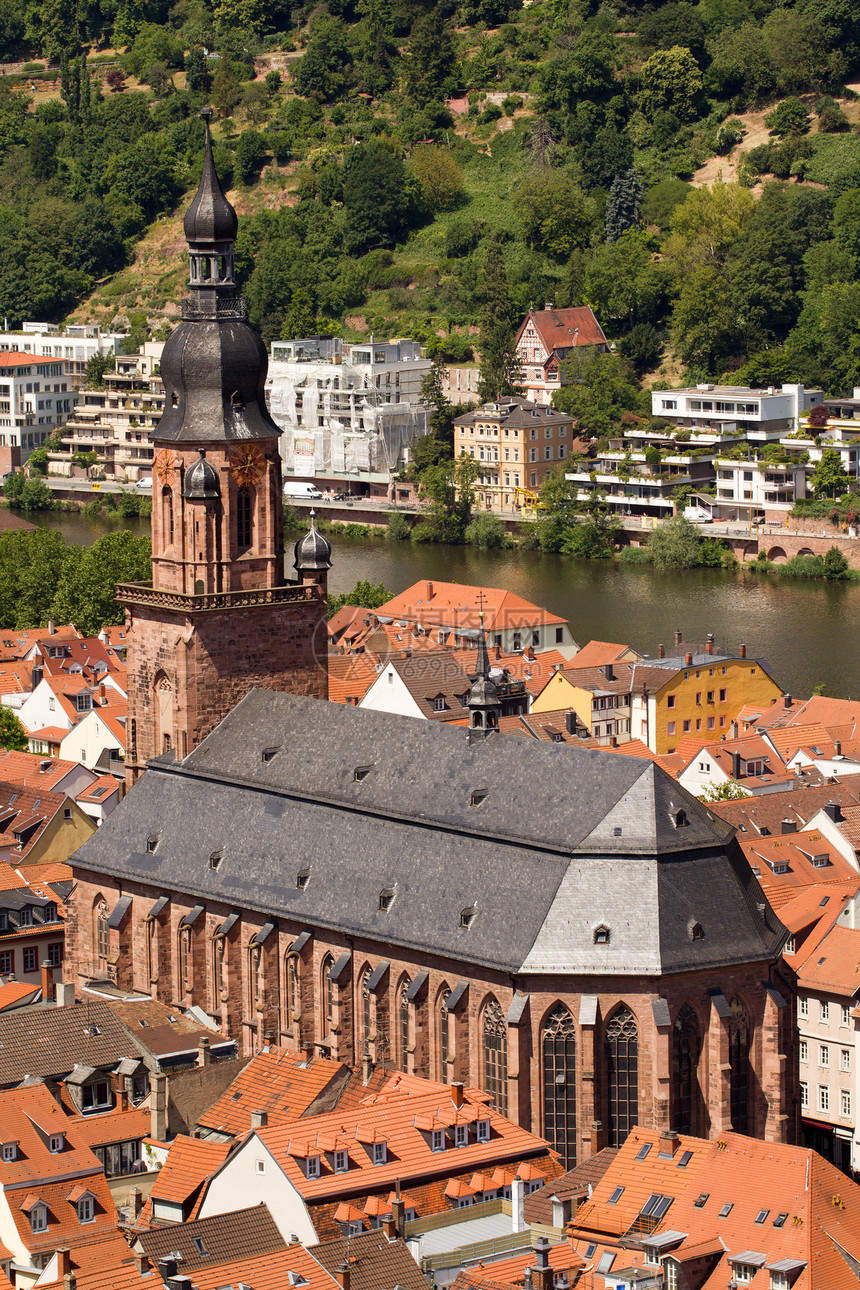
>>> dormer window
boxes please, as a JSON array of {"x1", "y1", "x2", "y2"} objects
[
  {"x1": 673, "y1": 809, "x2": 688, "y2": 828},
  {"x1": 209, "y1": 850, "x2": 223, "y2": 871},
  {"x1": 372, "y1": 1142, "x2": 387, "y2": 1165},
  {"x1": 77, "y1": 1196, "x2": 94, "y2": 1224},
  {"x1": 48, "y1": 1134, "x2": 64, "y2": 1154},
  {"x1": 454, "y1": 1125, "x2": 468, "y2": 1148},
  {"x1": 2, "y1": 1142, "x2": 16, "y2": 1161},
  {"x1": 261, "y1": 747, "x2": 280, "y2": 765},
  {"x1": 379, "y1": 888, "x2": 396, "y2": 913},
  {"x1": 296, "y1": 869, "x2": 310, "y2": 891},
  {"x1": 306, "y1": 1155, "x2": 320, "y2": 1179},
  {"x1": 689, "y1": 920, "x2": 705, "y2": 941},
  {"x1": 475, "y1": 1119, "x2": 490, "y2": 1142},
  {"x1": 19, "y1": 907, "x2": 32, "y2": 927},
  {"x1": 146, "y1": 835, "x2": 159, "y2": 854},
  {"x1": 354, "y1": 766, "x2": 372, "y2": 782},
  {"x1": 75, "y1": 693, "x2": 92, "y2": 713},
  {"x1": 334, "y1": 1149, "x2": 349, "y2": 1173},
  {"x1": 594, "y1": 924, "x2": 610, "y2": 945},
  {"x1": 460, "y1": 904, "x2": 477, "y2": 930},
  {"x1": 431, "y1": 1129, "x2": 445, "y2": 1152},
  {"x1": 29, "y1": 1204, "x2": 47, "y2": 1233}
]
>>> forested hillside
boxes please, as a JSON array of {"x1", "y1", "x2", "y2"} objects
[{"x1": 3, "y1": 0, "x2": 860, "y2": 390}]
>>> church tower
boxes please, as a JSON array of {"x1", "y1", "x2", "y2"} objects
[{"x1": 119, "y1": 110, "x2": 329, "y2": 783}]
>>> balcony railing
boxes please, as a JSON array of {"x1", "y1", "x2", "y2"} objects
[{"x1": 117, "y1": 581, "x2": 319, "y2": 613}]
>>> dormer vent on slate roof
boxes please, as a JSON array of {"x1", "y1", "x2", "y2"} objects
[
  {"x1": 470, "y1": 790, "x2": 488, "y2": 807},
  {"x1": 353, "y1": 766, "x2": 372, "y2": 782},
  {"x1": 673, "y1": 809, "x2": 689, "y2": 828},
  {"x1": 379, "y1": 888, "x2": 396, "y2": 913},
  {"x1": 210, "y1": 850, "x2": 223, "y2": 871},
  {"x1": 297, "y1": 868, "x2": 310, "y2": 890},
  {"x1": 688, "y1": 920, "x2": 705, "y2": 941},
  {"x1": 460, "y1": 904, "x2": 477, "y2": 930},
  {"x1": 146, "y1": 835, "x2": 159, "y2": 853},
  {"x1": 594, "y1": 925, "x2": 610, "y2": 944},
  {"x1": 262, "y1": 747, "x2": 281, "y2": 765}
]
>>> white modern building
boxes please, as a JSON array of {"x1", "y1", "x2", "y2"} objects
[
  {"x1": 266, "y1": 336, "x2": 431, "y2": 480},
  {"x1": 0, "y1": 323, "x2": 124, "y2": 387},
  {"x1": 0, "y1": 353, "x2": 74, "y2": 465},
  {"x1": 713, "y1": 456, "x2": 809, "y2": 522},
  {"x1": 652, "y1": 382, "x2": 823, "y2": 438}
]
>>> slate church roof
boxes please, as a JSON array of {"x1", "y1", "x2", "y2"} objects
[{"x1": 72, "y1": 690, "x2": 786, "y2": 977}]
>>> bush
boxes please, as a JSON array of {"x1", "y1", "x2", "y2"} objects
[
  {"x1": 480, "y1": 103, "x2": 503, "y2": 124},
  {"x1": 502, "y1": 95, "x2": 522, "y2": 117},
  {"x1": 649, "y1": 515, "x2": 702, "y2": 568},
  {"x1": 824, "y1": 545, "x2": 850, "y2": 580},
  {"x1": 619, "y1": 545, "x2": 653, "y2": 563},
  {"x1": 465, "y1": 512, "x2": 511, "y2": 548},
  {"x1": 781, "y1": 553, "x2": 825, "y2": 578},
  {"x1": 20, "y1": 479, "x2": 56, "y2": 511},
  {"x1": 386, "y1": 511, "x2": 411, "y2": 541}
]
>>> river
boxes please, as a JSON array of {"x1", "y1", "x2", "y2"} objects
[{"x1": 30, "y1": 509, "x2": 860, "y2": 701}]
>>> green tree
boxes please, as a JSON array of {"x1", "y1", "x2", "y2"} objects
[
  {"x1": 478, "y1": 239, "x2": 521, "y2": 403},
  {"x1": 2, "y1": 471, "x2": 24, "y2": 505},
  {"x1": 553, "y1": 348, "x2": 644, "y2": 437},
  {"x1": 185, "y1": 47, "x2": 210, "y2": 94},
  {"x1": 811, "y1": 447, "x2": 850, "y2": 498},
  {"x1": 404, "y1": 9, "x2": 455, "y2": 109},
  {"x1": 280, "y1": 290, "x2": 317, "y2": 340},
  {"x1": 639, "y1": 46, "x2": 703, "y2": 123},
  {"x1": 292, "y1": 17, "x2": 352, "y2": 102},
  {"x1": 49, "y1": 530, "x2": 152, "y2": 635},
  {"x1": 341, "y1": 141, "x2": 423, "y2": 254},
  {"x1": 670, "y1": 263, "x2": 740, "y2": 371},
  {"x1": 824, "y1": 545, "x2": 849, "y2": 579},
  {"x1": 465, "y1": 511, "x2": 510, "y2": 548},
  {"x1": 649, "y1": 515, "x2": 702, "y2": 568},
  {"x1": 0, "y1": 528, "x2": 69, "y2": 628},
  {"x1": 212, "y1": 55, "x2": 242, "y2": 116},
  {"x1": 419, "y1": 357, "x2": 455, "y2": 447},
  {"x1": 409, "y1": 147, "x2": 464, "y2": 213},
  {"x1": 605, "y1": 170, "x2": 642, "y2": 243},
  {"x1": 20, "y1": 478, "x2": 55, "y2": 510},
  {"x1": 764, "y1": 97, "x2": 811, "y2": 138},
  {"x1": 213, "y1": 0, "x2": 267, "y2": 42},
  {"x1": 356, "y1": 0, "x2": 397, "y2": 96},
  {"x1": 664, "y1": 181, "x2": 753, "y2": 277},
  {"x1": 235, "y1": 129, "x2": 266, "y2": 185},
  {"x1": 415, "y1": 454, "x2": 480, "y2": 544},
  {"x1": 535, "y1": 468, "x2": 580, "y2": 553},
  {"x1": 0, "y1": 705, "x2": 27, "y2": 751},
  {"x1": 327, "y1": 579, "x2": 392, "y2": 618},
  {"x1": 517, "y1": 169, "x2": 595, "y2": 260},
  {"x1": 28, "y1": 448, "x2": 48, "y2": 474},
  {"x1": 701, "y1": 779, "x2": 748, "y2": 801}
]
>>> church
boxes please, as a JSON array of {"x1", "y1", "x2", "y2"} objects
[{"x1": 66, "y1": 118, "x2": 799, "y2": 1169}]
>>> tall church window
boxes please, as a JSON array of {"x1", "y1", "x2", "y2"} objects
[
  {"x1": 729, "y1": 996, "x2": 752, "y2": 1134},
  {"x1": 542, "y1": 1004, "x2": 577, "y2": 1167},
  {"x1": 482, "y1": 997, "x2": 507, "y2": 1117},
  {"x1": 398, "y1": 977, "x2": 411, "y2": 1072},
  {"x1": 178, "y1": 928, "x2": 190, "y2": 995},
  {"x1": 94, "y1": 898, "x2": 109, "y2": 962},
  {"x1": 361, "y1": 966, "x2": 372, "y2": 1052},
  {"x1": 237, "y1": 488, "x2": 252, "y2": 550},
  {"x1": 437, "y1": 985, "x2": 450, "y2": 1081},
  {"x1": 284, "y1": 950, "x2": 300, "y2": 1031},
  {"x1": 212, "y1": 935, "x2": 224, "y2": 1009},
  {"x1": 321, "y1": 955, "x2": 334, "y2": 1037},
  {"x1": 162, "y1": 487, "x2": 173, "y2": 545},
  {"x1": 606, "y1": 1006, "x2": 639, "y2": 1147},
  {"x1": 672, "y1": 1005, "x2": 701, "y2": 1135}
]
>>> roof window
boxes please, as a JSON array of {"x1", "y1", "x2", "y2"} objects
[
  {"x1": 677, "y1": 1151, "x2": 692, "y2": 1167},
  {"x1": 773, "y1": 1212, "x2": 788, "y2": 1228},
  {"x1": 641, "y1": 1194, "x2": 673, "y2": 1221},
  {"x1": 296, "y1": 869, "x2": 310, "y2": 891},
  {"x1": 378, "y1": 888, "x2": 396, "y2": 913},
  {"x1": 594, "y1": 924, "x2": 610, "y2": 944},
  {"x1": 193, "y1": 1237, "x2": 208, "y2": 1256},
  {"x1": 608, "y1": 1187, "x2": 624, "y2": 1204},
  {"x1": 635, "y1": 1143, "x2": 652, "y2": 1161},
  {"x1": 262, "y1": 747, "x2": 280, "y2": 764},
  {"x1": 719, "y1": 1203, "x2": 733, "y2": 1217},
  {"x1": 693, "y1": 1193, "x2": 709, "y2": 1208},
  {"x1": 755, "y1": 1208, "x2": 769, "y2": 1223},
  {"x1": 460, "y1": 904, "x2": 477, "y2": 930}
]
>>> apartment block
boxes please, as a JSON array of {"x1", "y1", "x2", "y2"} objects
[{"x1": 454, "y1": 398, "x2": 577, "y2": 511}]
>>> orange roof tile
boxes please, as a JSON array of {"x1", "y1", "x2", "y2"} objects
[
  {"x1": 0, "y1": 751, "x2": 88, "y2": 793},
  {"x1": 190, "y1": 1246, "x2": 340, "y2": 1290},
  {"x1": 0, "y1": 981, "x2": 41, "y2": 1010},
  {"x1": 0, "y1": 352, "x2": 63, "y2": 369},
  {"x1": 33, "y1": 1231, "x2": 141, "y2": 1290},
  {"x1": 796, "y1": 923, "x2": 860, "y2": 994},
  {"x1": 516, "y1": 306, "x2": 607, "y2": 353},
  {"x1": 564, "y1": 640, "x2": 640, "y2": 669},
  {"x1": 375, "y1": 581, "x2": 567, "y2": 633},
  {"x1": 0, "y1": 626, "x2": 80, "y2": 663},
  {"x1": 327, "y1": 654, "x2": 380, "y2": 705},
  {"x1": 146, "y1": 1134, "x2": 231, "y2": 1207},
  {"x1": 198, "y1": 1047, "x2": 348, "y2": 1137}
]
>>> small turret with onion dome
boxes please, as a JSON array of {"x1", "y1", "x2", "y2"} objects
[{"x1": 294, "y1": 510, "x2": 332, "y2": 589}]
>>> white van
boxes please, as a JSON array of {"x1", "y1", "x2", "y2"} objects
[
  {"x1": 135, "y1": 476, "x2": 153, "y2": 491},
  {"x1": 283, "y1": 480, "x2": 323, "y2": 500},
  {"x1": 683, "y1": 506, "x2": 712, "y2": 523}
]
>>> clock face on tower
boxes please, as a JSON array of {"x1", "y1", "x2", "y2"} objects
[
  {"x1": 229, "y1": 444, "x2": 266, "y2": 487},
  {"x1": 154, "y1": 449, "x2": 176, "y2": 485}
]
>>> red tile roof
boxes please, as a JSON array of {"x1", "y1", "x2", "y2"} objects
[
  {"x1": 516, "y1": 307, "x2": 607, "y2": 354},
  {"x1": 375, "y1": 581, "x2": 567, "y2": 633},
  {"x1": 0, "y1": 751, "x2": 88, "y2": 793},
  {"x1": 141, "y1": 1134, "x2": 232, "y2": 1223},
  {"x1": 198, "y1": 1047, "x2": 348, "y2": 1137},
  {"x1": 0, "y1": 626, "x2": 80, "y2": 663},
  {"x1": 564, "y1": 641, "x2": 640, "y2": 669},
  {"x1": 0, "y1": 352, "x2": 62, "y2": 369},
  {"x1": 34, "y1": 1231, "x2": 141, "y2": 1290},
  {"x1": 190, "y1": 1245, "x2": 340, "y2": 1290},
  {"x1": 327, "y1": 654, "x2": 380, "y2": 705},
  {"x1": 795, "y1": 923, "x2": 860, "y2": 995},
  {"x1": 0, "y1": 981, "x2": 40, "y2": 1010},
  {"x1": 0, "y1": 781, "x2": 85, "y2": 860}
]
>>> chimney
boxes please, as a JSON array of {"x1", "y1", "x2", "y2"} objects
[
  {"x1": 98, "y1": 682, "x2": 106, "y2": 702},
  {"x1": 336, "y1": 1263, "x2": 351, "y2": 1290},
  {"x1": 168, "y1": 1277, "x2": 193, "y2": 1290},
  {"x1": 381, "y1": 1216, "x2": 396, "y2": 1240},
  {"x1": 610, "y1": 736, "x2": 618, "y2": 748},
  {"x1": 659, "y1": 1129, "x2": 680, "y2": 1157},
  {"x1": 525, "y1": 645, "x2": 535, "y2": 660},
  {"x1": 739, "y1": 643, "x2": 746, "y2": 659},
  {"x1": 150, "y1": 1072, "x2": 167, "y2": 1142},
  {"x1": 197, "y1": 1036, "x2": 211, "y2": 1067},
  {"x1": 551, "y1": 1195, "x2": 572, "y2": 1229},
  {"x1": 48, "y1": 620, "x2": 55, "y2": 635},
  {"x1": 250, "y1": 1109, "x2": 268, "y2": 1129},
  {"x1": 730, "y1": 721, "x2": 739, "y2": 739},
  {"x1": 390, "y1": 1193, "x2": 406, "y2": 1236},
  {"x1": 41, "y1": 960, "x2": 54, "y2": 1003},
  {"x1": 133, "y1": 1251, "x2": 150, "y2": 1275},
  {"x1": 674, "y1": 629, "x2": 682, "y2": 646},
  {"x1": 731, "y1": 751, "x2": 742, "y2": 780},
  {"x1": 451, "y1": 1080, "x2": 464, "y2": 1108},
  {"x1": 685, "y1": 653, "x2": 693, "y2": 667},
  {"x1": 590, "y1": 1120, "x2": 606, "y2": 1154},
  {"x1": 657, "y1": 643, "x2": 665, "y2": 659},
  {"x1": 706, "y1": 633, "x2": 714, "y2": 654},
  {"x1": 157, "y1": 1258, "x2": 177, "y2": 1282},
  {"x1": 56, "y1": 981, "x2": 75, "y2": 1007},
  {"x1": 511, "y1": 1177, "x2": 526, "y2": 1232},
  {"x1": 128, "y1": 1188, "x2": 143, "y2": 1222},
  {"x1": 565, "y1": 711, "x2": 576, "y2": 736},
  {"x1": 63, "y1": 1275, "x2": 76, "y2": 1290},
  {"x1": 836, "y1": 740, "x2": 842, "y2": 756},
  {"x1": 824, "y1": 802, "x2": 843, "y2": 823},
  {"x1": 426, "y1": 581, "x2": 433, "y2": 599},
  {"x1": 115, "y1": 1086, "x2": 129, "y2": 1114},
  {"x1": 362, "y1": 1051, "x2": 373, "y2": 1084},
  {"x1": 495, "y1": 645, "x2": 502, "y2": 660},
  {"x1": 530, "y1": 1238, "x2": 552, "y2": 1290},
  {"x1": 783, "y1": 693, "x2": 792, "y2": 708},
  {"x1": 57, "y1": 1248, "x2": 72, "y2": 1278},
  {"x1": 604, "y1": 662, "x2": 614, "y2": 681},
  {"x1": 781, "y1": 819, "x2": 797, "y2": 835}
]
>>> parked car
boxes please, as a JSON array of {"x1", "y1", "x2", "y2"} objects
[
  {"x1": 283, "y1": 480, "x2": 323, "y2": 500},
  {"x1": 135, "y1": 476, "x2": 153, "y2": 491},
  {"x1": 683, "y1": 506, "x2": 712, "y2": 523}
]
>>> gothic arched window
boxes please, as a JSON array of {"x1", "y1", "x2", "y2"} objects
[
  {"x1": 236, "y1": 487, "x2": 252, "y2": 550},
  {"x1": 437, "y1": 985, "x2": 450, "y2": 1082},
  {"x1": 361, "y1": 966, "x2": 372, "y2": 1051},
  {"x1": 482, "y1": 997, "x2": 507, "y2": 1117},
  {"x1": 542, "y1": 1004, "x2": 577, "y2": 1168},
  {"x1": 672, "y1": 1005, "x2": 702, "y2": 1135},
  {"x1": 94, "y1": 898, "x2": 109, "y2": 962},
  {"x1": 606, "y1": 1006, "x2": 639, "y2": 1147},
  {"x1": 162, "y1": 487, "x2": 174, "y2": 545},
  {"x1": 398, "y1": 977, "x2": 411, "y2": 1072},
  {"x1": 729, "y1": 996, "x2": 752, "y2": 1134},
  {"x1": 321, "y1": 955, "x2": 334, "y2": 1037}
]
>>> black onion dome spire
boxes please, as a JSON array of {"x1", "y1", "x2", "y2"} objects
[
  {"x1": 183, "y1": 107, "x2": 238, "y2": 245},
  {"x1": 152, "y1": 109, "x2": 281, "y2": 447},
  {"x1": 294, "y1": 510, "x2": 332, "y2": 573},
  {"x1": 468, "y1": 615, "x2": 500, "y2": 735}
]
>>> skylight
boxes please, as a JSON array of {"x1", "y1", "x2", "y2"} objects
[{"x1": 635, "y1": 1143, "x2": 652, "y2": 1161}]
